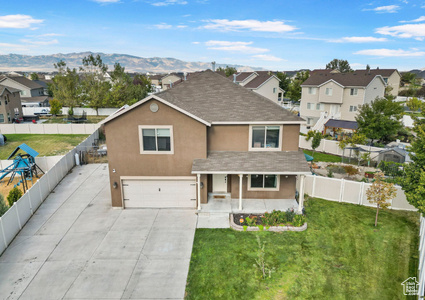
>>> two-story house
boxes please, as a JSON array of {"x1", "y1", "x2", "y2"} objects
[
  {"x1": 0, "y1": 85, "x2": 23, "y2": 124},
  {"x1": 355, "y1": 68, "x2": 401, "y2": 97},
  {"x1": 149, "y1": 73, "x2": 183, "y2": 91},
  {"x1": 0, "y1": 76, "x2": 49, "y2": 107},
  {"x1": 299, "y1": 71, "x2": 386, "y2": 133},
  {"x1": 102, "y1": 70, "x2": 309, "y2": 211},
  {"x1": 232, "y1": 71, "x2": 284, "y2": 104}
]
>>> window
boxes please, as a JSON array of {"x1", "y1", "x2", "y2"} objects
[
  {"x1": 350, "y1": 88, "x2": 358, "y2": 96},
  {"x1": 383, "y1": 78, "x2": 388, "y2": 84},
  {"x1": 307, "y1": 118, "x2": 313, "y2": 125},
  {"x1": 307, "y1": 102, "x2": 315, "y2": 110},
  {"x1": 139, "y1": 125, "x2": 173, "y2": 154},
  {"x1": 325, "y1": 88, "x2": 333, "y2": 96},
  {"x1": 248, "y1": 174, "x2": 279, "y2": 191},
  {"x1": 349, "y1": 105, "x2": 357, "y2": 112},
  {"x1": 273, "y1": 88, "x2": 276, "y2": 93},
  {"x1": 308, "y1": 87, "x2": 316, "y2": 95},
  {"x1": 316, "y1": 103, "x2": 324, "y2": 111},
  {"x1": 250, "y1": 125, "x2": 281, "y2": 150},
  {"x1": 20, "y1": 90, "x2": 26, "y2": 96},
  {"x1": 14, "y1": 108, "x2": 19, "y2": 115},
  {"x1": 0, "y1": 114, "x2": 4, "y2": 123}
]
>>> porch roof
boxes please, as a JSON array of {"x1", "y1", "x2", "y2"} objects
[{"x1": 192, "y1": 151, "x2": 311, "y2": 175}]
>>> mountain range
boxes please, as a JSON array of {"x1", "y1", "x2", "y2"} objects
[{"x1": 0, "y1": 52, "x2": 264, "y2": 73}]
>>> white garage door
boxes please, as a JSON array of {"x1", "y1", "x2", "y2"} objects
[{"x1": 122, "y1": 178, "x2": 197, "y2": 208}]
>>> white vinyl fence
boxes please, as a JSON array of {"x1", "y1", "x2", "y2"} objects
[
  {"x1": 419, "y1": 217, "x2": 425, "y2": 299},
  {"x1": 0, "y1": 130, "x2": 99, "y2": 255},
  {"x1": 0, "y1": 156, "x2": 63, "y2": 175},
  {"x1": 303, "y1": 174, "x2": 417, "y2": 211},
  {"x1": 300, "y1": 136, "x2": 384, "y2": 160},
  {"x1": 22, "y1": 107, "x2": 119, "y2": 116},
  {"x1": 0, "y1": 123, "x2": 100, "y2": 135}
]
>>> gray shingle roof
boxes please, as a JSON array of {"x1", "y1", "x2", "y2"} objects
[
  {"x1": 235, "y1": 72, "x2": 255, "y2": 82},
  {"x1": 155, "y1": 70, "x2": 303, "y2": 123},
  {"x1": 0, "y1": 76, "x2": 43, "y2": 90},
  {"x1": 21, "y1": 96, "x2": 49, "y2": 103},
  {"x1": 192, "y1": 151, "x2": 311, "y2": 174},
  {"x1": 302, "y1": 72, "x2": 383, "y2": 87},
  {"x1": 244, "y1": 72, "x2": 275, "y2": 89},
  {"x1": 324, "y1": 119, "x2": 358, "y2": 130},
  {"x1": 0, "y1": 84, "x2": 20, "y2": 95}
]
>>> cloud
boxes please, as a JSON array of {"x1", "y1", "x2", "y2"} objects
[
  {"x1": 203, "y1": 19, "x2": 297, "y2": 33},
  {"x1": 154, "y1": 23, "x2": 173, "y2": 29},
  {"x1": 92, "y1": 0, "x2": 120, "y2": 3},
  {"x1": 330, "y1": 36, "x2": 388, "y2": 43},
  {"x1": 37, "y1": 33, "x2": 63, "y2": 37},
  {"x1": 205, "y1": 40, "x2": 269, "y2": 54},
  {"x1": 151, "y1": 0, "x2": 187, "y2": 6},
  {"x1": 21, "y1": 39, "x2": 59, "y2": 45},
  {"x1": 192, "y1": 41, "x2": 200, "y2": 44},
  {"x1": 376, "y1": 23, "x2": 425, "y2": 40},
  {"x1": 363, "y1": 5, "x2": 400, "y2": 13},
  {"x1": 176, "y1": 25, "x2": 187, "y2": 28},
  {"x1": 252, "y1": 54, "x2": 284, "y2": 62},
  {"x1": 0, "y1": 14, "x2": 43, "y2": 29},
  {"x1": 354, "y1": 48, "x2": 425, "y2": 57},
  {"x1": 400, "y1": 16, "x2": 425, "y2": 23}
]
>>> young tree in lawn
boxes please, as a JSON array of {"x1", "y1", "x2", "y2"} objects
[
  {"x1": 51, "y1": 60, "x2": 82, "y2": 109},
  {"x1": 356, "y1": 97, "x2": 403, "y2": 144},
  {"x1": 79, "y1": 54, "x2": 111, "y2": 115},
  {"x1": 286, "y1": 70, "x2": 309, "y2": 101},
  {"x1": 325, "y1": 59, "x2": 353, "y2": 73},
  {"x1": 305, "y1": 130, "x2": 323, "y2": 157},
  {"x1": 366, "y1": 172, "x2": 396, "y2": 227},
  {"x1": 49, "y1": 99, "x2": 62, "y2": 116}
]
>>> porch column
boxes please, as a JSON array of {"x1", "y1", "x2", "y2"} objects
[
  {"x1": 197, "y1": 173, "x2": 201, "y2": 211},
  {"x1": 298, "y1": 175, "x2": 305, "y2": 213},
  {"x1": 238, "y1": 174, "x2": 243, "y2": 210}
]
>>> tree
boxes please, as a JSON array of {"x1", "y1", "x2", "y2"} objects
[
  {"x1": 356, "y1": 97, "x2": 404, "y2": 144},
  {"x1": 325, "y1": 59, "x2": 353, "y2": 73},
  {"x1": 275, "y1": 72, "x2": 291, "y2": 95},
  {"x1": 400, "y1": 109, "x2": 425, "y2": 214},
  {"x1": 286, "y1": 70, "x2": 309, "y2": 101},
  {"x1": 30, "y1": 73, "x2": 39, "y2": 80},
  {"x1": 401, "y1": 72, "x2": 417, "y2": 85},
  {"x1": 0, "y1": 194, "x2": 8, "y2": 217},
  {"x1": 366, "y1": 172, "x2": 396, "y2": 227},
  {"x1": 217, "y1": 66, "x2": 237, "y2": 77},
  {"x1": 7, "y1": 187, "x2": 23, "y2": 207},
  {"x1": 79, "y1": 54, "x2": 111, "y2": 115},
  {"x1": 51, "y1": 60, "x2": 82, "y2": 109},
  {"x1": 305, "y1": 130, "x2": 323, "y2": 157},
  {"x1": 406, "y1": 97, "x2": 421, "y2": 112},
  {"x1": 49, "y1": 99, "x2": 62, "y2": 116},
  {"x1": 366, "y1": 64, "x2": 370, "y2": 72}
]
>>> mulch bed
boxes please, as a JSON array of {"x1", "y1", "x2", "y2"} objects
[{"x1": 233, "y1": 213, "x2": 265, "y2": 226}]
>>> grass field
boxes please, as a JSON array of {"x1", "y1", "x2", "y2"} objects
[
  {"x1": 0, "y1": 134, "x2": 88, "y2": 159},
  {"x1": 40, "y1": 115, "x2": 106, "y2": 124},
  {"x1": 303, "y1": 149, "x2": 342, "y2": 163},
  {"x1": 186, "y1": 198, "x2": 419, "y2": 299}
]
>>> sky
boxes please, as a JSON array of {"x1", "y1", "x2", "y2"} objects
[{"x1": 1, "y1": 0, "x2": 425, "y2": 71}]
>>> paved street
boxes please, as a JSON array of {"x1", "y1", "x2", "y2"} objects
[{"x1": 0, "y1": 164, "x2": 197, "y2": 300}]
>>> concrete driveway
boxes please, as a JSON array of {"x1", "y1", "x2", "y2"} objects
[{"x1": 0, "y1": 164, "x2": 197, "y2": 300}]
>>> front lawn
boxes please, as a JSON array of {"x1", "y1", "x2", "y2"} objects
[
  {"x1": 0, "y1": 134, "x2": 89, "y2": 159},
  {"x1": 303, "y1": 149, "x2": 341, "y2": 162},
  {"x1": 186, "y1": 198, "x2": 419, "y2": 299}
]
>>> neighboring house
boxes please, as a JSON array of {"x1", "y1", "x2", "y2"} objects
[
  {"x1": 148, "y1": 73, "x2": 183, "y2": 91},
  {"x1": 0, "y1": 76, "x2": 49, "y2": 107},
  {"x1": 102, "y1": 70, "x2": 309, "y2": 211},
  {"x1": 232, "y1": 71, "x2": 284, "y2": 103},
  {"x1": 299, "y1": 70, "x2": 386, "y2": 133},
  {"x1": 356, "y1": 69, "x2": 401, "y2": 97},
  {"x1": 0, "y1": 85, "x2": 23, "y2": 123}
]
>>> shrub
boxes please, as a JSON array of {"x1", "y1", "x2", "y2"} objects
[
  {"x1": 49, "y1": 99, "x2": 62, "y2": 115},
  {"x1": 262, "y1": 210, "x2": 287, "y2": 226},
  {"x1": 7, "y1": 187, "x2": 23, "y2": 206},
  {"x1": 286, "y1": 208, "x2": 295, "y2": 223},
  {"x1": 67, "y1": 107, "x2": 74, "y2": 116},
  {"x1": 378, "y1": 161, "x2": 404, "y2": 177},
  {"x1": 293, "y1": 214, "x2": 306, "y2": 227},
  {"x1": 344, "y1": 165, "x2": 359, "y2": 176},
  {"x1": 327, "y1": 168, "x2": 334, "y2": 178},
  {"x1": 327, "y1": 164, "x2": 346, "y2": 174},
  {"x1": 0, "y1": 194, "x2": 8, "y2": 217},
  {"x1": 245, "y1": 216, "x2": 257, "y2": 226}
]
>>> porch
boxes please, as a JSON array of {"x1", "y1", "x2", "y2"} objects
[{"x1": 201, "y1": 193, "x2": 299, "y2": 214}]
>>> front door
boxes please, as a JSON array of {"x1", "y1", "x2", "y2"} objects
[{"x1": 213, "y1": 174, "x2": 227, "y2": 192}]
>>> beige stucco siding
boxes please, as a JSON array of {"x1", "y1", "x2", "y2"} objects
[
  {"x1": 105, "y1": 99, "x2": 207, "y2": 207},
  {"x1": 340, "y1": 88, "x2": 365, "y2": 121},
  {"x1": 0, "y1": 91, "x2": 23, "y2": 123},
  {"x1": 318, "y1": 81, "x2": 343, "y2": 104},
  {"x1": 386, "y1": 72, "x2": 400, "y2": 97},
  {"x1": 230, "y1": 175, "x2": 296, "y2": 199},
  {"x1": 253, "y1": 77, "x2": 280, "y2": 103},
  {"x1": 364, "y1": 77, "x2": 385, "y2": 104}
]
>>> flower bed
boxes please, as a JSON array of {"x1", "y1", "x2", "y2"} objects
[{"x1": 230, "y1": 209, "x2": 307, "y2": 232}]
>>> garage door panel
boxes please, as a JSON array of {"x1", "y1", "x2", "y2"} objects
[{"x1": 122, "y1": 179, "x2": 196, "y2": 208}]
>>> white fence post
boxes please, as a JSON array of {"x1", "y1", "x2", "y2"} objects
[
  {"x1": 14, "y1": 203, "x2": 22, "y2": 230},
  {"x1": 0, "y1": 218, "x2": 8, "y2": 248},
  {"x1": 311, "y1": 176, "x2": 316, "y2": 197},
  {"x1": 339, "y1": 179, "x2": 345, "y2": 202},
  {"x1": 358, "y1": 182, "x2": 365, "y2": 205}
]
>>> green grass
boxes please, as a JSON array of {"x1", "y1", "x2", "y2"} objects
[
  {"x1": 0, "y1": 134, "x2": 88, "y2": 159},
  {"x1": 40, "y1": 115, "x2": 106, "y2": 124},
  {"x1": 303, "y1": 149, "x2": 342, "y2": 163},
  {"x1": 186, "y1": 198, "x2": 419, "y2": 299}
]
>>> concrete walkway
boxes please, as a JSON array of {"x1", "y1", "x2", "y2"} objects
[{"x1": 0, "y1": 164, "x2": 197, "y2": 300}]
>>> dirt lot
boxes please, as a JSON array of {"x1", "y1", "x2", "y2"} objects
[{"x1": 0, "y1": 177, "x2": 38, "y2": 206}]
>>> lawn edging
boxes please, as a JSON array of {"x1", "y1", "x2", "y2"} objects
[{"x1": 229, "y1": 214, "x2": 307, "y2": 232}]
